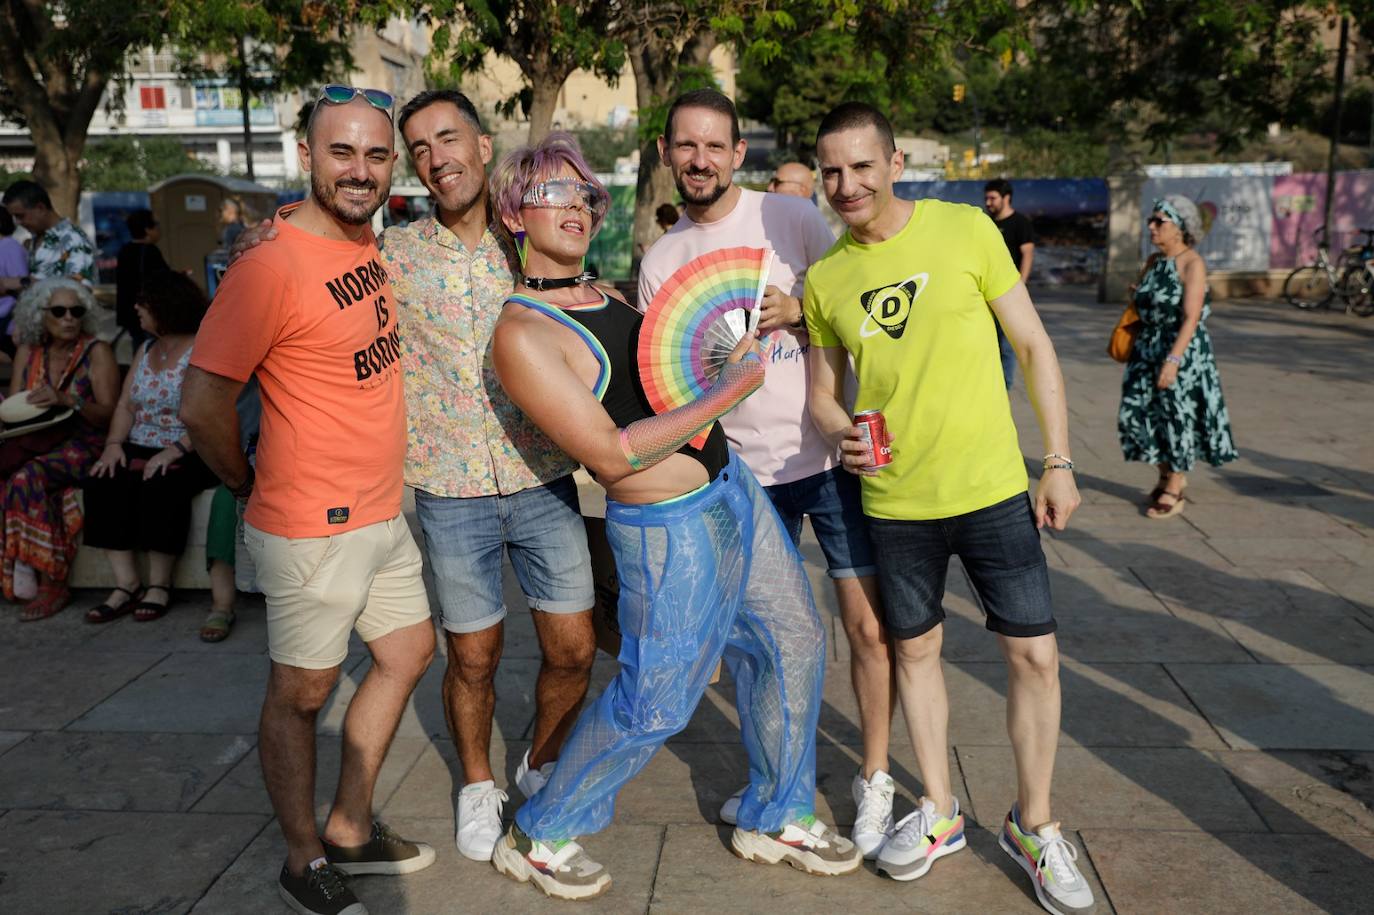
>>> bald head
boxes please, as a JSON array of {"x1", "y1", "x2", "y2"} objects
[
  {"x1": 298, "y1": 96, "x2": 396, "y2": 228},
  {"x1": 305, "y1": 96, "x2": 395, "y2": 153},
  {"x1": 768, "y1": 162, "x2": 815, "y2": 198}
]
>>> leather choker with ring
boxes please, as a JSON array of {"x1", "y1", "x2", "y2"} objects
[{"x1": 523, "y1": 270, "x2": 598, "y2": 291}]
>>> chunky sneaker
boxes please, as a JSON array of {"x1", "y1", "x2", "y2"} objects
[
  {"x1": 515, "y1": 749, "x2": 556, "y2": 798},
  {"x1": 323, "y1": 821, "x2": 437, "y2": 876},
  {"x1": 491, "y1": 823, "x2": 611, "y2": 900},
  {"x1": 730, "y1": 814, "x2": 863, "y2": 876},
  {"x1": 851, "y1": 769, "x2": 896, "y2": 859},
  {"x1": 718, "y1": 785, "x2": 746, "y2": 826},
  {"x1": 876, "y1": 797, "x2": 966, "y2": 881},
  {"x1": 455, "y1": 779, "x2": 507, "y2": 861},
  {"x1": 999, "y1": 805, "x2": 1096, "y2": 915},
  {"x1": 278, "y1": 860, "x2": 365, "y2": 915}
]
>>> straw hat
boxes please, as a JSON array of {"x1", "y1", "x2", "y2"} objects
[{"x1": 0, "y1": 395, "x2": 74, "y2": 440}]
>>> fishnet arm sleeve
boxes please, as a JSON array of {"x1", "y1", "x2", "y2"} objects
[{"x1": 619, "y1": 354, "x2": 764, "y2": 471}]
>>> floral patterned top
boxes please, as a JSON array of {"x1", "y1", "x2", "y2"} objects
[
  {"x1": 128, "y1": 342, "x2": 192, "y2": 449},
  {"x1": 27, "y1": 218, "x2": 96, "y2": 283},
  {"x1": 380, "y1": 217, "x2": 576, "y2": 497}
]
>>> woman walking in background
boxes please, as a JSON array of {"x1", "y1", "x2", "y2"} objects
[{"x1": 1118, "y1": 195, "x2": 1237, "y2": 518}]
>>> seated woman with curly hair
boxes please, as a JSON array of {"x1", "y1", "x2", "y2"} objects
[
  {"x1": 0, "y1": 278, "x2": 120, "y2": 619},
  {"x1": 83, "y1": 270, "x2": 219, "y2": 623}
]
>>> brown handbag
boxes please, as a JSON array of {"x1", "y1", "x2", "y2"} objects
[{"x1": 1107, "y1": 303, "x2": 1141, "y2": 362}]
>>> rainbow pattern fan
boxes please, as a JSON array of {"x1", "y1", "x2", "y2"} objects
[{"x1": 638, "y1": 246, "x2": 773, "y2": 448}]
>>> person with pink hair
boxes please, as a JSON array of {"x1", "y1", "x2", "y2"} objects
[{"x1": 487, "y1": 132, "x2": 859, "y2": 900}]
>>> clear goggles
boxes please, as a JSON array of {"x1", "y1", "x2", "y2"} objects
[{"x1": 520, "y1": 179, "x2": 610, "y2": 221}]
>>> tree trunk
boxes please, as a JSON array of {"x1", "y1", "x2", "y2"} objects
[
  {"x1": 30, "y1": 134, "x2": 84, "y2": 219},
  {"x1": 527, "y1": 78, "x2": 563, "y2": 145},
  {"x1": 627, "y1": 30, "x2": 717, "y2": 277},
  {"x1": 237, "y1": 35, "x2": 255, "y2": 180}
]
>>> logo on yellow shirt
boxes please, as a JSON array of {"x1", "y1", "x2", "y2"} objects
[{"x1": 859, "y1": 272, "x2": 927, "y2": 340}]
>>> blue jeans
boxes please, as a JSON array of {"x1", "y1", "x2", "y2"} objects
[
  {"x1": 764, "y1": 466, "x2": 876, "y2": 579},
  {"x1": 413, "y1": 476, "x2": 594, "y2": 633},
  {"x1": 868, "y1": 493, "x2": 1054, "y2": 639}
]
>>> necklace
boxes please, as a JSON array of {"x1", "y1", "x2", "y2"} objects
[{"x1": 522, "y1": 270, "x2": 598, "y2": 291}]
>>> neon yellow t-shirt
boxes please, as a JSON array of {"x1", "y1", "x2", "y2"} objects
[{"x1": 803, "y1": 199, "x2": 1026, "y2": 521}]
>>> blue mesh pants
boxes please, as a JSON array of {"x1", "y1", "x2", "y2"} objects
[{"x1": 515, "y1": 453, "x2": 826, "y2": 840}]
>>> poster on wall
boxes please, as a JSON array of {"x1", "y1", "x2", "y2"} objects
[
  {"x1": 1271, "y1": 171, "x2": 1374, "y2": 268},
  {"x1": 1139, "y1": 177, "x2": 1272, "y2": 271}
]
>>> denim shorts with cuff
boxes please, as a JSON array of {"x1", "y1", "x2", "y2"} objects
[
  {"x1": 868, "y1": 492, "x2": 1055, "y2": 640},
  {"x1": 764, "y1": 465, "x2": 877, "y2": 579},
  {"x1": 414, "y1": 475, "x2": 595, "y2": 634}
]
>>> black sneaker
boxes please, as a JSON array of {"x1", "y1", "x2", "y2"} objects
[
  {"x1": 278, "y1": 861, "x2": 366, "y2": 915},
  {"x1": 323, "y1": 821, "x2": 437, "y2": 876}
]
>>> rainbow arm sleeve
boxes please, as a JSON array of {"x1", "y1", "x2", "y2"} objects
[{"x1": 619, "y1": 354, "x2": 764, "y2": 471}]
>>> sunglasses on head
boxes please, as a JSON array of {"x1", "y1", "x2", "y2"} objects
[
  {"x1": 46, "y1": 305, "x2": 86, "y2": 319},
  {"x1": 318, "y1": 85, "x2": 395, "y2": 120},
  {"x1": 521, "y1": 179, "x2": 609, "y2": 220}
]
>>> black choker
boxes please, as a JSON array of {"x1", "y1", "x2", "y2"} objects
[{"x1": 523, "y1": 270, "x2": 597, "y2": 291}]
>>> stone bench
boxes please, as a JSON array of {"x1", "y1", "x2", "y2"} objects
[{"x1": 68, "y1": 488, "x2": 217, "y2": 590}]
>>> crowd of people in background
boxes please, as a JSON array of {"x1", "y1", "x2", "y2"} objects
[{"x1": 0, "y1": 77, "x2": 1239, "y2": 915}]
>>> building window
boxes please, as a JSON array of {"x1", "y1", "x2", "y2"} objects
[{"x1": 140, "y1": 86, "x2": 167, "y2": 110}]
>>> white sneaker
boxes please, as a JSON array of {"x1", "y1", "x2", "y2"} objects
[
  {"x1": 851, "y1": 769, "x2": 895, "y2": 859},
  {"x1": 1000, "y1": 807, "x2": 1096, "y2": 915},
  {"x1": 730, "y1": 815, "x2": 863, "y2": 876},
  {"x1": 455, "y1": 779, "x2": 507, "y2": 861},
  {"x1": 718, "y1": 786, "x2": 746, "y2": 826},
  {"x1": 515, "y1": 749, "x2": 555, "y2": 798}
]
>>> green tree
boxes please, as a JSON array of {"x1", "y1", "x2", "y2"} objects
[
  {"x1": 424, "y1": 0, "x2": 625, "y2": 143},
  {"x1": 81, "y1": 135, "x2": 218, "y2": 191},
  {"x1": 0, "y1": 1, "x2": 173, "y2": 215}
]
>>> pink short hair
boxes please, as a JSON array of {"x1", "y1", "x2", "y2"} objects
[{"x1": 490, "y1": 131, "x2": 609, "y2": 234}]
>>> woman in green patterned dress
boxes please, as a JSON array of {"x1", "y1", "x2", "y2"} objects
[{"x1": 1118, "y1": 195, "x2": 1237, "y2": 518}]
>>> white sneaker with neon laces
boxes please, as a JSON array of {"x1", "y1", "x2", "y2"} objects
[
  {"x1": 491, "y1": 823, "x2": 611, "y2": 900},
  {"x1": 455, "y1": 779, "x2": 507, "y2": 862},
  {"x1": 851, "y1": 769, "x2": 895, "y2": 859},
  {"x1": 999, "y1": 806, "x2": 1096, "y2": 915}
]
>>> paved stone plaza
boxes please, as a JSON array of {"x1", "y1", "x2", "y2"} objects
[{"x1": 1, "y1": 290, "x2": 1372, "y2": 914}]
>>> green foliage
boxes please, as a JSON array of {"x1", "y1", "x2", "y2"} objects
[
  {"x1": 636, "y1": 65, "x2": 721, "y2": 145},
  {"x1": 0, "y1": 166, "x2": 34, "y2": 188},
  {"x1": 81, "y1": 136, "x2": 218, "y2": 191},
  {"x1": 996, "y1": 128, "x2": 1111, "y2": 178},
  {"x1": 570, "y1": 126, "x2": 639, "y2": 172}
]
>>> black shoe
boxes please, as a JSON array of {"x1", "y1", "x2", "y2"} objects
[
  {"x1": 323, "y1": 821, "x2": 437, "y2": 876},
  {"x1": 277, "y1": 862, "x2": 366, "y2": 915}
]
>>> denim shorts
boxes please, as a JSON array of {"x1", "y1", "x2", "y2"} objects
[
  {"x1": 764, "y1": 466, "x2": 877, "y2": 579},
  {"x1": 868, "y1": 493, "x2": 1055, "y2": 640},
  {"x1": 413, "y1": 476, "x2": 595, "y2": 634}
]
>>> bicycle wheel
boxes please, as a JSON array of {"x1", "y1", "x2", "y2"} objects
[
  {"x1": 1284, "y1": 265, "x2": 1333, "y2": 309},
  {"x1": 1341, "y1": 267, "x2": 1374, "y2": 317}
]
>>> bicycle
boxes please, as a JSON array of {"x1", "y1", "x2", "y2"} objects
[
  {"x1": 1338, "y1": 228, "x2": 1374, "y2": 317},
  {"x1": 1284, "y1": 227, "x2": 1374, "y2": 314}
]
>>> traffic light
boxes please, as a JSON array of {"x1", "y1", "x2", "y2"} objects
[{"x1": 952, "y1": 83, "x2": 966, "y2": 103}]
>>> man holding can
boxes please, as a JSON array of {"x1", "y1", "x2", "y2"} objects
[{"x1": 804, "y1": 101, "x2": 1094, "y2": 915}]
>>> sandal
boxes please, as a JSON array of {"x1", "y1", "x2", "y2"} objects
[
  {"x1": 133, "y1": 584, "x2": 174, "y2": 622},
  {"x1": 199, "y1": 609, "x2": 236, "y2": 643},
  {"x1": 86, "y1": 585, "x2": 144, "y2": 624},
  {"x1": 21, "y1": 584, "x2": 71, "y2": 622},
  {"x1": 1146, "y1": 489, "x2": 1186, "y2": 519}
]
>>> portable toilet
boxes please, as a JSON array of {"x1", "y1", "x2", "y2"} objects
[{"x1": 148, "y1": 175, "x2": 279, "y2": 293}]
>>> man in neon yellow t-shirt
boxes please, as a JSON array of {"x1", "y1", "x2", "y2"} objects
[{"x1": 804, "y1": 102, "x2": 1093, "y2": 915}]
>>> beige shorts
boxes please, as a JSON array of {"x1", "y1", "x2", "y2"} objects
[{"x1": 244, "y1": 516, "x2": 430, "y2": 670}]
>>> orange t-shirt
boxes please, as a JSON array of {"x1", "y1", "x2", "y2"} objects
[{"x1": 191, "y1": 205, "x2": 405, "y2": 538}]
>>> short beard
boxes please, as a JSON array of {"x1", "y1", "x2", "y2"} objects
[
  {"x1": 312, "y1": 172, "x2": 380, "y2": 226},
  {"x1": 674, "y1": 170, "x2": 729, "y2": 208}
]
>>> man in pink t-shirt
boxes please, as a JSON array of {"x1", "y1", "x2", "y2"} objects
[{"x1": 638, "y1": 89, "x2": 896, "y2": 859}]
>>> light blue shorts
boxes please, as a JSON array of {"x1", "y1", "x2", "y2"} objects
[{"x1": 414, "y1": 476, "x2": 594, "y2": 634}]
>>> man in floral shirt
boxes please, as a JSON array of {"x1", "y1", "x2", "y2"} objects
[{"x1": 1, "y1": 181, "x2": 96, "y2": 293}]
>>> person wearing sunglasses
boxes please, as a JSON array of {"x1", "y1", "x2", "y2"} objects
[
  {"x1": 181, "y1": 85, "x2": 437, "y2": 915},
  {"x1": 1118, "y1": 195, "x2": 1237, "y2": 518},
  {"x1": 485, "y1": 131, "x2": 855, "y2": 901},
  {"x1": 0, "y1": 278, "x2": 119, "y2": 621}
]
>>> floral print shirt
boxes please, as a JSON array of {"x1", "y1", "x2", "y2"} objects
[
  {"x1": 27, "y1": 218, "x2": 95, "y2": 283},
  {"x1": 380, "y1": 217, "x2": 576, "y2": 498}
]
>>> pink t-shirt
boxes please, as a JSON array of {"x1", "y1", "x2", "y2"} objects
[{"x1": 638, "y1": 189, "x2": 837, "y2": 486}]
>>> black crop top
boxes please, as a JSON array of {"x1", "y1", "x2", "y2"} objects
[{"x1": 508, "y1": 291, "x2": 729, "y2": 480}]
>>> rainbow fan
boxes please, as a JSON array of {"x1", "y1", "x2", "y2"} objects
[{"x1": 638, "y1": 246, "x2": 773, "y2": 448}]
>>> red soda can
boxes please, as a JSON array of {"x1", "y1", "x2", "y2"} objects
[{"x1": 853, "y1": 409, "x2": 892, "y2": 469}]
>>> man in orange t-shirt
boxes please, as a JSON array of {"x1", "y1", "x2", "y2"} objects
[{"x1": 181, "y1": 89, "x2": 436, "y2": 915}]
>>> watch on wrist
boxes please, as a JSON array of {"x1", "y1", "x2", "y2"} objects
[{"x1": 229, "y1": 465, "x2": 255, "y2": 501}]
